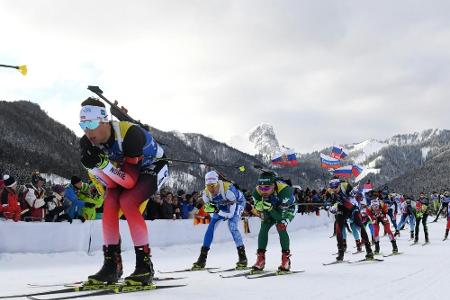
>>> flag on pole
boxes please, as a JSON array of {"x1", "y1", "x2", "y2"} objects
[
  {"x1": 320, "y1": 153, "x2": 342, "y2": 169},
  {"x1": 272, "y1": 148, "x2": 298, "y2": 166},
  {"x1": 352, "y1": 164, "x2": 364, "y2": 177},
  {"x1": 330, "y1": 146, "x2": 348, "y2": 159},
  {"x1": 332, "y1": 165, "x2": 353, "y2": 178}
]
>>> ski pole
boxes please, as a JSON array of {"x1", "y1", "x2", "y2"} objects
[
  {"x1": 0, "y1": 64, "x2": 27, "y2": 75},
  {"x1": 159, "y1": 157, "x2": 246, "y2": 173}
]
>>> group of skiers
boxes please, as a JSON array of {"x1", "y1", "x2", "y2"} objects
[
  {"x1": 325, "y1": 180, "x2": 450, "y2": 262},
  {"x1": 74, "y1": 96, "x2": 301, "y2": 286},
  {"x1": 75, "y1": 96, "x2": 450, "y2": 286},
  {"x1": 3, "y1": 94, "x2": 447, "y2": 289}
]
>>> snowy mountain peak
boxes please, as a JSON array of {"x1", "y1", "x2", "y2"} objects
[
  {"x1": 247, "y1": 123, "x2": 281, "y2": 161},
  {"x1": 387, "y1": 128, "x2": 443, "y2": 146},
  {"x1": 346, "y1": 139, "x2": 387, "y2": 164}
]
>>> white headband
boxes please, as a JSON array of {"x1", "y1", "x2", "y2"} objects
[{"x1": 80, "y1": 105, "x2": 109, "y2": 122}]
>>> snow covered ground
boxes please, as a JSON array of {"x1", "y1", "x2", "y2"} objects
[{"x1": 0, "y1": 217, "x2": 449, "y2": 300}]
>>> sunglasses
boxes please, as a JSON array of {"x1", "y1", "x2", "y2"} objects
[
  {"x1": 257, "y1": 185, "x2": 274, "y2": 192},
  {"x1": 79, "y1": 120, "x2": 101, "y2": 131}
]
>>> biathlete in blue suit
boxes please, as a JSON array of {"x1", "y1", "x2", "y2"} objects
[{"x1": 192, "y1": 171, "x2": 247, "y2": 270}]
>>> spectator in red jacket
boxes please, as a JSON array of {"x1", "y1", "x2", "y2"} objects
[{"x1": 1, "y1": 175, "x2": 22, "y2": 222}]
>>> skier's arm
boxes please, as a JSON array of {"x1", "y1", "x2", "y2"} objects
[{"x1": 81, "y1": 126, "x2": 145, "y2": 189}]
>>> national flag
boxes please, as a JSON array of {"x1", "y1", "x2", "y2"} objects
[
  {"x1": 352, "y1": 164, "x2": 364, "y2": 177},
  {"x1": 272, "y1": 148, "x2": 298, "y2": 166},
  {"x1": 332, "y1": 165, "x2": 353, "y2": 178},
  {"x1": 320, "y1": 153, "x2": 342, "y2": 169},
  {"x1": 330, "y1": 146, "x2": 348, "y2": 159}
]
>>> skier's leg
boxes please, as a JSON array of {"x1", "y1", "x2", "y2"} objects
[
  {"x1": 423, "y1": 214, "x2": 429, "y2": 242},
  {"x1": 408, "y1": 214, "x2": 415, "y2": 238},
  {"x1": 388, "y1": 209, "x2": 398, "y2": 230},
  {"x1": 415, "y1": 217, "x2": 421, "y2": 242},
  {"x1": 203, "y1": 214, "x2": 222, "y2": 248},
  {"x1": 258, "y1": 219, "x2": 275, "y2": 250},
  {"x1": 228, "y1": 207, "x2": 244, "y2": 247},
  {"x1": 276, "y1": 222, "x2": 290, "y2": 251},
  {"x1": 102, "y1": 189, "x2": 122, "y2": 245},
  {"x1": 335, "y1": 215, "x2": 346, "y2": 260},
  {"x1": 353, "y1": 213, "x2": 373, "y2": 258},
  {"x1": 192, "y1": 215, "x2": 221, "y2": 269},
  {"x1": 383, "y1": 218, "x2": 395, "y2": 241},
  {"x1": 118, "y1": 174, "x2": 159, "y2": 285},
  {"x1": 397, "y1": 214, "x2": 406, "y2": 230},
  {"x1": 350, "y1": 220, "x2": 360, "y2": 241},
  {"x1": 433, "y1": 206, "x2": 443, "y2": 222},
  {"x1": 252, "y1": 218, "x2": 274, "y2": 270},
  {"x1": 89, "y1": 188, "x2": 123, "y2": 284}
]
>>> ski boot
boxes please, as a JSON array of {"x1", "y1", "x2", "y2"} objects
[
  {"x1": 192, "y1": 246, "x2": 209, "y2": 270},
  {"x1": 391, "y1": 240, "x2": 398, "y2": 254},
  {"x1": 278, "y1": 250, "x2": 291, "y2": 272},
  {"x1": 236, "y1": 245, "x2": 248, "y2": 269},
  {"x1": 443, "y1": 229, "x2": 449, "y2": 241},
  {"x1": 394, "y1": 230, "x2": 400, "y2": 237},
  {"x1": 124, "y1": 245, "x2": 154, "y2": 286},
  {"x1": 364, "y1": 242, "x2": 374, "y2": 260},
  {"x1": 374, "y1": 241, "x2": 380, "y2": 254},
  {"x1": 336, "y1": 249, "x2": 345, "y2": 261},
  {"x1": 424, "y1": 228, "x2": 430, "y2": 244},
  {"x1": 355, "y1": 239, "x2": 362, "y2": 252},
  {"x1": 252, "y1": 249, "x2": 266, "y2": 271},
  {"x1": 87, "y1": 244, "x2": 123, "y2": 284}
]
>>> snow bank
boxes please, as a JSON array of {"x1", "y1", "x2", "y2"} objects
[{"x1": 0, "y1": 213, "x2": 330, "y2": 253}]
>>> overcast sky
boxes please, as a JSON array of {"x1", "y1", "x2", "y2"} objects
[{"x1": 1, "y1": 0, "x2": 449, "y2": 153}]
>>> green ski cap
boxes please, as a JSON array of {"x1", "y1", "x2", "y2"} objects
[{"x1": 257, "y1": 172, "x2": 276, "y2": 185}]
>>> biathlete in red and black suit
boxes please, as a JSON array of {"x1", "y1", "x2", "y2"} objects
[{"x1": 79, "y1": 97, "x2": 168, "y2": 286}]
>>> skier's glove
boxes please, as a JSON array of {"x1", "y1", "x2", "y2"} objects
[
  {"x1": 81, "y1": 146, "x2": 109, "y2": 169},
  {"x1": 204, "y1": 203, "x2": 218, "y2": 213},
  {"x1": 255, "y1": 200, "x2": 272, "y2": 212}
]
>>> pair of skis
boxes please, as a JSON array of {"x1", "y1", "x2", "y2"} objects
[
  {"x1": 0, "y1": 283, "x2": 186, "y2": 300},
  {"x1": 1, "y1": 276, "x2": 186, "y2": 300},
  {"x1": 219, "y1": 269, "x2": 305, "y2": 279},
  {"x1": 158, "y1": 266, "x2": 305, "y2": 279},
  {"x1": 323, "y1": 257, "x2": 384, "y2": 266},
  {"x1": 27, "y1": 276, "x2": 185, "y2": 288},
  {"x1": 410, "y1": 242, "x2": 430, "y2": 246},
  {"x1": 324, "y1": 251, "x2": 403, "y2": 265}
]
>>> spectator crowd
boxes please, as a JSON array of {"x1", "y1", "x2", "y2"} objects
[{"x1": 4, "y1": 171, "x2": 444, "y2": 225}]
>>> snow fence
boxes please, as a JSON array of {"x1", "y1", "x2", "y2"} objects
[{"x1": 0, "y1": 212, "x2": 331, "y2": 253}]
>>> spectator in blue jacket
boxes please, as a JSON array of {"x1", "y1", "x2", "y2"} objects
[
  {"x1": 64, "y1": 176, "x2": 88, "y2": 221},
  {"x1": 180, "y1": 193, "x2": 195, "y2": 219}
]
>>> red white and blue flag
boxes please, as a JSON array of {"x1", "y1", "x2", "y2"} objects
[
  {"x1": 272, "y1": 148, "x2": 298, "y2": 166},
  {"x1": 320, "y1": 153, "x2": 342, "y2": 169},
  {"x1": 330, "y1": 146, "x2": 348, "y2": 160},
  {"x1": 332, "y1": 165, "x2": 353, "y2": 178},
  {"x1": 352, "y1": 164, "x2": 364, "y2": 177}
]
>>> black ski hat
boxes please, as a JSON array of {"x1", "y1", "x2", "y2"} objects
[
  {"x1": 3, "y1": 174, "x2": 17, "y2": 188},
  {"x1": 71, "y1": 176, "x2": 82, "y2": 185}
]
